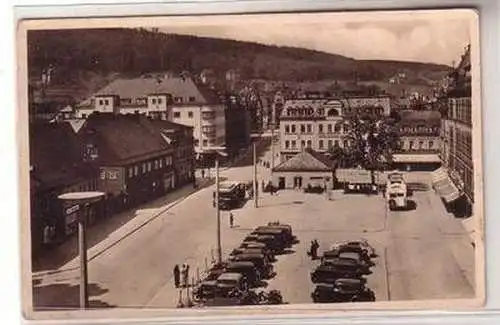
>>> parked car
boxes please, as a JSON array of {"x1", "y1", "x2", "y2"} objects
[
  {"x1": 265, "y1": 222, "x2": 296, "y2": 244},
  {"x1": 321, "y1": 257, "x2": 371, "y2": 275},
  {"x1": 252, "y1": 227, "x2": 289, "y2": 247},
  {"x1": 224, "y1": 261, "x2": 261, "y2": 287},
  {"x1": 230, "y1": 247, "x2": 275, "y2": 263},
  {"x1": 193, "y1": 280, "x2": 218, "y2": 300},
  {"x1": 243, "y1": 234, "x2": 283, "y2": 253},
  {"x1": 230, "y1": 253, "x2": 274, "y2": 279},
  {"x1": 216, "y1": 272, "x2": 249, "y2": 295},
  {"x1": 310, "y1": 264, "x2": 365, "y2": 284},
  {"x1": 304, "y1": 184, "x2": 325, "y2": 194},
  {"x1": 311, "y1": 278, "x2": 375, "y2": 303},
  {"x1": 322, "y1": 250, "x2": 374, "y2": 268},
  {"x1": 330, "y1": 240, "x2": 377, "y2": 258}
]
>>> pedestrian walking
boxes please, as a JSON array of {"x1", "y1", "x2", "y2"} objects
[
  {"x1": 181, "y1": 264, "x2": 188, "y2": 287},
  {"x1": 229, "y1": 212, "x2": 234, "y2": 228},
  {"x1": 201, "y1": 169, "x2": 205, "y2": 179},
  {"x1": 313, "y1": 239, "x2": 320, "y2": 260},
  {"x1": 173, "y1": 264, "x2": 180, "y2": 288},
  {"x1": 185, "y1": 264, "x2": 190, "y2": 287}
]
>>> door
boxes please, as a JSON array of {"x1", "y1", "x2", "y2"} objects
[
  {"x1": 294, "y1": 176, "x2": 303, "y2": 188},
  {"x1": 278, "y1": 177, "x2": 285, "y2": 189}
]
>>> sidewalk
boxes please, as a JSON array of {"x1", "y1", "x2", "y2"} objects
[{"x1": 33, "y1": 177, "x2": 214, "y2": 277}]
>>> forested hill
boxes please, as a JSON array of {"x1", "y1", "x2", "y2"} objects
[{"x1": 27, "y1": 28, "x2": 450, "y2": 85}]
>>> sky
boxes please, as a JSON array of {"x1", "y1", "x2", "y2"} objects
[{"x1": 156, "y1": 10, "x2": 475, "y2": 66}]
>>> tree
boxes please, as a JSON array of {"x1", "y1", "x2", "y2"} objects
[{"x1": 342, "y1": 105, "x2": 400, "y2": 184}]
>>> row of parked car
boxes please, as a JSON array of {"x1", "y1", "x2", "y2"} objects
[
  {"x1": 310, "y1": 240, "x2": 377, "y2": 303},
  {"x1": 192, "y1": 222, "x2": 298, "y2": 306}
]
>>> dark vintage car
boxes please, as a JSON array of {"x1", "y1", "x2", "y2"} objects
[
  {"x1": 193, "y1": 272, "x2": 248, "y2": 301},
  {"x1": 193, "y1": 280, "x2": 218, "y2": 300},
  {"x1": 322, "y1": 250, "x2": 374, "y2": 268},
  {"x1": 311, "y1": 279, "x2": 375, "y2": 303},
  {"x1": 243, "y1": 234, "x2": 283, "y2": 253},
  {"x1": 266, "y1": 223, "x2": 297, "y2": 244},
  {"x1": 224, "y1": 261, "x2": 261, "y2": 287},
  {"x1": 230, "y1": 253, "x2": 274, "y2": 279},
  {"x1": 253, "y1": 227, "x2": 290, "y2": 247},
  {"x1": 230, "y1": 247, "x2": 275, "y2": 263},
  {"x1": 310, "y1": 264, "x2": 366, "y2": 284},
  {"x1": 321, "y1": 257, "x2": 371, "y2": 275},
  {"x1": 330, "y1": 240, "x2": 377, "y2": 258},
  {"x1": 202, "y1": 290, "x2": 260, "y2": 307}
]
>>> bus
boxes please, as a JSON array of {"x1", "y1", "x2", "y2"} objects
[
  {"x1": 214, "y1": 181, "x2": 247, "y2": 210},
  {"x1": 385, "y1": 171, "x2": 408, "y2": 210}
]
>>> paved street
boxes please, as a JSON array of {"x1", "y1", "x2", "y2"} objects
[{"x1": 32, "y1": 142, "x2": 475, "y2": 309}]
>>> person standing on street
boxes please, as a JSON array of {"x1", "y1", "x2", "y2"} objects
[
  {"x1": 229, "y1": 212, "x2": 234, "y2": 228},
  {"x1": 173, "y1": 264, "x2": 180, "y2": 288},
  {"x1": 201, "y1": 169, "x2": 205, "y2": 179},
  {"x1": 185, "y1": 264, "x2": 190, "y2": 287},
  {"x1": 181, "y1": 264, "x2": 187, "y2": 287}
]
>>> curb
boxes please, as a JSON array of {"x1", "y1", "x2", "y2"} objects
[{"x1": 33, "y1": 180, "x2": 212, "y2": 279}]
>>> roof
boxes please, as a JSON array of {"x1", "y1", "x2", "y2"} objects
[
  {"x1": 398, "y1": 110, "x2": 441, "y2": 122},
  {"x1": 93, "y1": 76, "x2": 220, "y2": 105},
  {"x1": 227, "y1": 261, "x2": 255, "y2": 268},
  {"x1": 217, "y1": 273, "x2": 243, "y2": 281},
  {"x1": 78, "y1": 113, "x2": 178, "y2": 164},
  {"x1": 30, "y1": 122, "x2": 95, "y2": 190},
  {"x1": 273, "y1": 148, "x2": 334, "y2": 172},
  {"x1": 392, "y1": 154, "x2": 441, "y2": 163}
]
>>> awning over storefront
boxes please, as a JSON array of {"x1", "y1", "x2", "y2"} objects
[{"x1": 432, "y1": 169, "x2": 462, "y2": 203}]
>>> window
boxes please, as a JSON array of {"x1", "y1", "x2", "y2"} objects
[
  {"x1": 429, "y1": 140, "x2": 434, "y2": 149},
  {"x1": 328, "y1": 140, "x2": 333, "y2": 148},
  {"x1": 327, "y1": 124, "x2": 332, "y2": 133},
  {"x1": 152, "y1": 98, "x2": 157, "y2": 104},
  {"x1": 319, "y1": 140, "x2": 324, "y2": 149},
  {"x1": 147, "y1": 162, "x2": 152, "y2": 171},
  {"x1": 334, "y1": 140, "x2": 339, "y2": 147},
  {"x1": 306, "y1": 124, "x2": 312, "y2": 133},
  {"x1": 409, "y1": 141, "x2": 414, "y2": 150},
  {"x1": 154, "y1": 160, "x2": 159, "y2": 169},
  {"x1": 285, "y1": 140, "x2": 290, "y2": 149},
  {"x1": 98, "y1": 99, "x2": 103, "y2": 105},
  {"x1": 128, "y1": 167, "x2": 133, "y2": 178},
  {"x1": 142, "y1": 163, "x2": 147, "y2": 173},
  {"x1": 291, "y1": 140, "x2": 296, "y2": 149},
  {"x1": 159, "y1": 159, "x2": 163, "y2": 168},
  {"x1": 318, "y1": 124, "x2": 323, "y2": 133},
  {"x1": 188, "y1": 111, "x2": 193, "y2": 118},
  {"x1": 104, "y1": 99, "x2": 109, "y2": 105},
  {"x1": 158, "y1": 98, "x2": 162, "y2": 104},
  {"x1": 334, "y1": 124, "x2": 341, "y2": 133},
  {"x1": 343, "y1": 140, "x2": 349, "y2": 148},
  {"x1": 300, "y1": 124, "x2": 306, "y2": 133},
  {"x1": 173, "y1": 111, "x2": 181, "y2": 118},
  {"x1": 419, "y1": 141, "x2": 424, "y2": 149},
  {"x1": 134, "y1": 166, "x2": 139, "y2": 176},
  {"x1": 82, "y1": 114, "x2": 87, "y2": 119},
  {"x1": 203, "y1": 140, "x2": 208, "y2": 146},
  {"x1": 175, "y1": 97, "x2": 183, "y2": 103},
  {"x1": 307, "y1": 140, "x2": 312, "y2": 148},
  {"x1": 189, "y1": 96, "x2": 196, "y2": 102},
  {"x1": 194, "y1": 139, "x2": 199, "y2": 146},
  {"x1": 301, "y1": 140, "x2": 306, "y2": 148},
  {"x1": 285, "y1": 125, "x2": 290, "y2": 133},
  {"x1": 291, "y1": 124, "x2": 296, "y2": 133}
]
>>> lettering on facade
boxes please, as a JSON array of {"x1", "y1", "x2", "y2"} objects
[{"x1": 65, "y1": 204, "x2": 80, "y2": 215}]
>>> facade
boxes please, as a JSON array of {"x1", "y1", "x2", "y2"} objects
[
  {"x1": 278, "y1": 94, "x2": 391, "y2": 163},
  {"x1": 75, "y1": 74, "x2": 226, "y2": 154},
  {"x1": 78, "y1": 113, "x2": 195, "y2": 210},
  {"x1": 272, "y1": 148, "x2": 335, "y2": 190},
  {"x1": 29, "y1": 122, "x2": 100, "y2": 255},
  {"x1": 438, "y1": 44, "x2": 473, "y2": 217}
]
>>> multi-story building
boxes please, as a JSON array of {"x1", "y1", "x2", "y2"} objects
[
  {"x1": 278, "y1": 94, "x2": 391, "y2": 163},
  {"x1": 77, "y1": 112, "x2": 195, "y2": 210},
  {"x1": 75, "y1": 74, "x2": 226, "y2": 155},
  {"x1": 438, "y1": 44, "x2": 473, "y2": 217},
  {"x1": 391, "y1": 110, "x2": 442, "y2": 171},
  {"x1": 29, "y1": 122, "x2": 100, "y2": 255}
]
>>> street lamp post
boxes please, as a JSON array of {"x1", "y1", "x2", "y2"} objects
[
  {"x1": 204, "y1": 147, "x2": 227, "y2": 265},
  {"x1": 58, "y1": 191, "x2": 105, "y2": 309},
  {"x1": 253, "y1": 142, "x2": 258, "y2": 208}
]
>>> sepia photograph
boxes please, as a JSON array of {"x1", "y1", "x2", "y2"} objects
[{"x1": 18, "y1": 9, "x2": 483, "y2": 319}]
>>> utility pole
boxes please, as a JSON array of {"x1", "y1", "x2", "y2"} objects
[
  {"x1": 215, "y1": 155, "x2": 222, "y2": 264},
  {"x1": 253, "y1": 142, "x2": 258, "y2": 208},
  {"x1": 271, "y1": 125, "x2": 275, "y2": 169}
]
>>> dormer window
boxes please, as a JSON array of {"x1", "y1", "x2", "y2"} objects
[
  {"x1": 158, "y1": 98, "x2": 162, "y2": 104},
  {"x1": 175, "y1": 97, "x2": 183, "y2": 103},
  {"x1": 104, "y1": 99, "x2": 109, "y2": 105},
  {"x1": 189, "y1": 96, "x2": 196, "y2": 102},
  {"x1": 152, "y1": 98, "x2": 157, "y2": 104}
]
